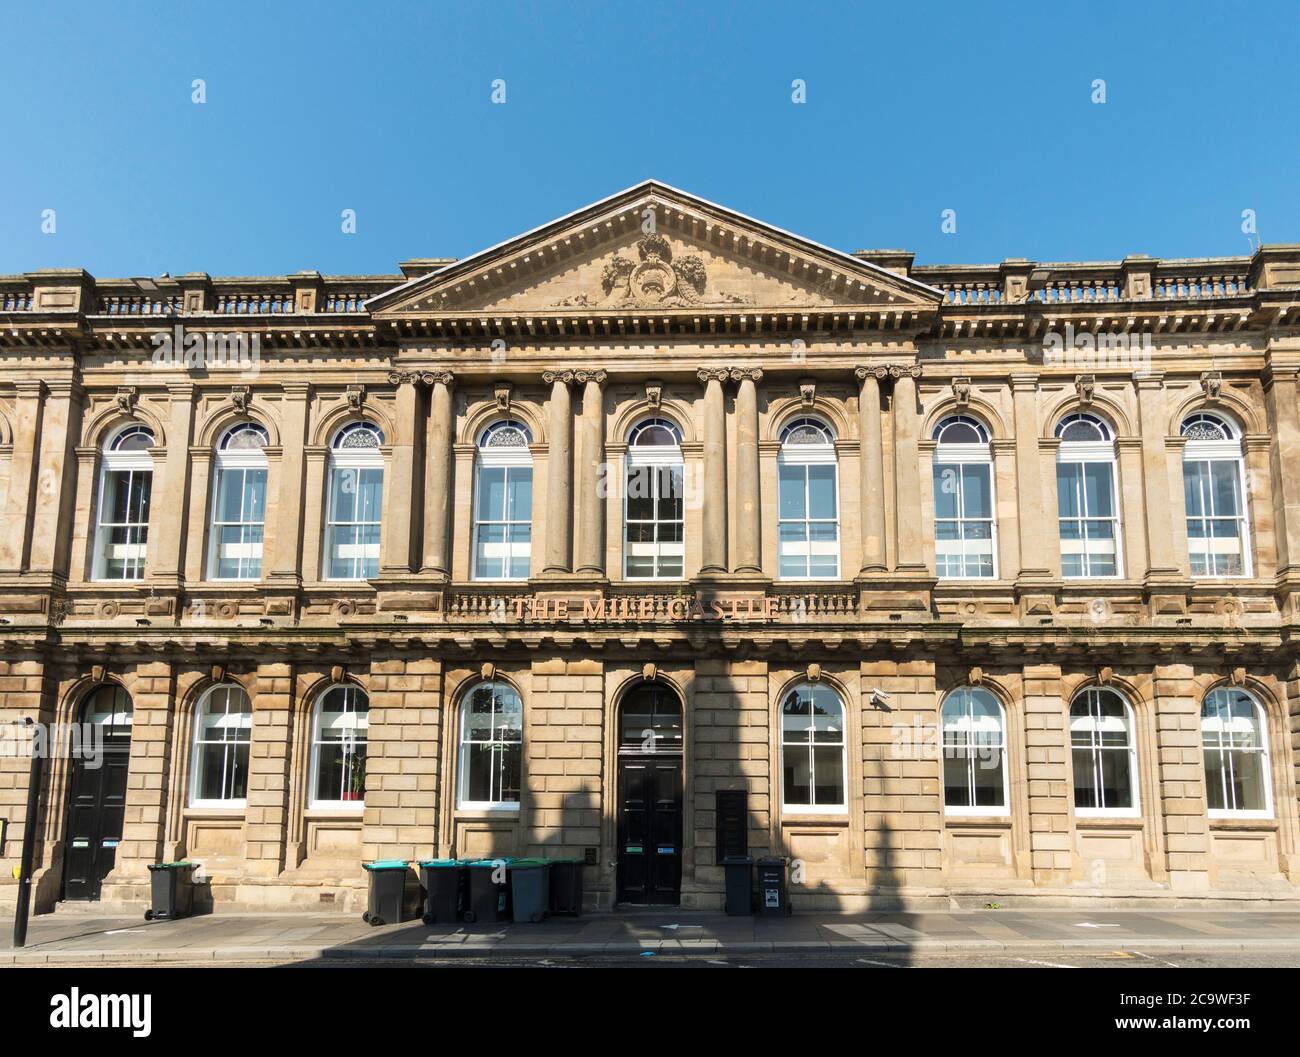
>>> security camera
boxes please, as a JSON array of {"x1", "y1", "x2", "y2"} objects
[{"x1": 867, "y1": 687, "x2": 891, "y2": 705}]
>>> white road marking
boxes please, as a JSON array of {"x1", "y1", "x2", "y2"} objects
[
  {"x1": 855, "y1": 957, "x2": 901, "y2": 968},
  {"x1": 1075, "y1": 922, "x2": 1120, "y2": 928},
  {"x1": 1014, "y1": 957, "x2": 1077, "y2": 969}
]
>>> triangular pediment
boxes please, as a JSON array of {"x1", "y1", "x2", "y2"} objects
[{"x1": 368, "y1": 181, "x2": 942, "y2": 319}]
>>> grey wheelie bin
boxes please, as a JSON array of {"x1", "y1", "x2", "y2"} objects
[
  {"x1": 418, "y1": 859, "x2": 469, "y2": 924},
  {"x1": 756, "y1": 856, "x2": 792, "y2": 916},
  {"x1": 464, "y1": 858, "x2": 513, "y2": 922},
  {"x1": 363, "y1": 860, "x2": 414, "y2": 926},
  {"x1": 508, "y1": 858, "x2": 550, "y2": 923},
  {"x1": 722, "y1": 855, "x2": 754, "y2": 915},
  {"x1": 548, "y1": 858, "x2": 584, "y2": 915},
  {"x1": 145, "y1": 861, "x2": 197, "y2": 921}
]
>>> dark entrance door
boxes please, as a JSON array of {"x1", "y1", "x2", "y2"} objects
[
  {"x1": 62, "y1": 685, "x2": 133, "y2": 902},
  {"x1": 616, "y1": 683, "x2": 683, "y2": 906}
]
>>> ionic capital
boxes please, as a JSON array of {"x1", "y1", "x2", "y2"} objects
[
  {"x1": 575, "y1": 369, "x2": 608, "y2": 386},
  {"x1": 888, "y1": 363, "x2": 923, "y2": 380},
  {"x1": 729, "y1": 367, "x2": 763, "y2": 384},
  {"x1": 543, "y1": 369, "x2": 575, "y2": 386},
  {"x1": 697, "y1": 367, "x2": 730, "y2": 384}
]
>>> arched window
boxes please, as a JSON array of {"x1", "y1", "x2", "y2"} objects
[
  {"x1": 624, "y1": 418, "x2": 684, "y2": 579},
  {"x1": 310, "y1": 685, "x2": 369, "y2": 808},
  {"x1": 932, "y1": 415, "x2": 996, "y2": 578},
  {"x1": 473, "y1": 421, "x2": 533, "y2": 579},
  {"x1": 1056, "y1": 413, "x2": 1121, "y2": 578},
  {"x1": 1201, "y1": 687, "x2": 1272, "y2": 817},
  {"x1": 1181, "y1": 413, "x2": 1250, "y2": 577},
  {"x1": 941, "y1": 687, "x2": 1008, "y2": 814},
  {"x1": 93, "y1": 425, "x2": 155, "y2": 580},
  {"x1": 458, "y1": 681, "x2": 523, "y2": 808},
  {"x1": 190, "y1": 684, "x2": 252, "y2": 806},
  {"x1": 778, "y1": 418, "x2": 839, "y2": 579},
  {"x1": 209, "y1": 423, "x2": 268, "y2": 580},
  {"x1": 780, "y1": 682, "x2": 846, "y2": 812},
  {"x1": 1070, "y1": 687, "x2": 1138, "y2": 815},
  {"x1": 325, "y1": 421, "x2": 384, "y2": 580}
]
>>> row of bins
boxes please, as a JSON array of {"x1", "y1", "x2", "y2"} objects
[{"x1": 362, "y1": 857, "x2": 585, "y2": 927}]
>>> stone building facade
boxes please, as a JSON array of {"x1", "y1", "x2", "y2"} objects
[{"x1": 2, "y1": 181, "x2": 1300, "y2": 913}]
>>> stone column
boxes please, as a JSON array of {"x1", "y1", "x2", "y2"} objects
[
  {"x1": 0, "y1": 380, "x2": 45, "y2": 573},
  {"x1": 890, "y1": 364, "x2": 926, "y2": 572},
  {"x1": 698, "y1": 368, "x2": 729, "y2": 575},
  {"x1": 1265, "y1": 363, "x2": 1300, "y2": 581},
  {"x1": 422, "y1": 371, "x2": 454, "y2": 578},
  {"x1": 380, "y1": 373, "x2": 421, "y2": 576},
  {"x1": 731, "y1": 367, "x2": 763, "y2": 574},
  {"x1": 542, "y1": 370, "x2": 575, "y2": 574},
  {"x1": 855, "y1": 366, "x2": 888, "y2": 574},
  {"x1": 575, "y1": 370, "x2": 607, "y2": 576},
  {"x1": 1011, "y1": 374, "x2": 1051, "y2": 581}
]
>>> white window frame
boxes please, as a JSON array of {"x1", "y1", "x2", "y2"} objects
[
  {"x1": 1181, "y1": 415, "x2": 1252, "y2": 579},
  {"x1": 207, "y1": 426, "x2": 269, "y2": 581},
  {"x1": 623, "y1": 419, "x2": 685, "y2": 581},
  {"x1": 1056, "y1": 415, "x2": 1123, "y2": 579},
  {"x1": 457, "y1": 681, "x2": 524, "y2": 811},
  {"x1": 323, "y1": 423, "x2": 384, "y2": 581},
  {"x1": 932, "y1": 417, "x2": 998, "y2": 580},
  {"x1": 188, "y1": 683, "x2": 253, "y2": 808},
  {"x1": 940, "y1": 686, "x2": 1010, "y2": 817},
  {"x1": 472, "y1": 421, "x2": 534, "y2": 581},
  {"x1": 308, "y1": 685, "x2": 369, "y2": 811},
  {"x1": 779, "y1": 681, "x2": 848, "y2": 815},
  {"x1": 777, "y1": 418, "x2": 840, "y2": 581},
  {"x1": 92, "y1": 427, "x2": 155, "y2": 581},
  {"x1": 1202, "y1": 687, "x2": 1273, "y2": 820},
  {"x1": 1069, "y1": 687, "x2": 1140, "y2": 818}
]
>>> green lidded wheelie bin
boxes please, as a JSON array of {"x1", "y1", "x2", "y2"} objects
[
  {"x1": 464, "y1": 858, "x2": 513, "y2": 922},
  {"x1": 146, "y1": 861, "x2": 197, "y2": 921},
  {"x1": 418, "y1": 859, "x2": 470, "y2": 924},
  {"x1": 507, "y1": 858, "x2": 550, "y2": 923},
  {"x1": 363, "y1": 860, "x2": 413, "y2": 926},
  {"x1": 548, "y1": 858, "x2": 584, "y2": 916}
]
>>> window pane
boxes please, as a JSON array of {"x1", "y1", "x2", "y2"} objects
[
  {"x1": 1097, "y1": 748, "x2": 1133, "y2": 809},
  {"x1": 933, "y1": 465, "x2": 960, "y2": 519},
  {"x1": 779, "y1": 464, "x2": 805, "y2": 519},
  {"x1": 1211, "y1": 461, "x2": 1241, "y2": 516},
  {"x1": 1083, "y1": 463, "x2": 1113, "y2": 517},
  {"x1": 972, "y1": 752, "x2": 1005, "y2": 807},
  {"x1": 943, "y1": 751, "x2": 972, "y2": 807},
  {"x1": 807, "y1": 465, "x2": 837, "y2": 519},
  {"x1": 476, "y1": 467, "x2": 506, "y2": 521},
  {"x1": 506, "y1": 468, "x2": 532, "y2": 521},
  {"x1": 1072, "y1": 747, "x2": 1098, "y2": 809},
  {"x1": 782, "y1": 744, "x2": 811, "y2": 806},
  {"x1": 1227, "y1": 750, "x2": 1267, "y2": 812},
  {"x1": 812, "y1": 746, "x2": 844, "y2": 806},
  {"x1": 961, "y1": 466, "x2": 992, "y2": 518},
  {"x1": 1203, "y1": 750, "x2": 1226, "y2": 811},
  {"x1": 1056, "y1": 464, "x2": 1081, "y2": 518},
  {"x1": 330, "y1": 468, "x2": 357, "y2": 522},
  {"x1": 1183, "y1": 462, "x2": 1208, "y2": 517}
]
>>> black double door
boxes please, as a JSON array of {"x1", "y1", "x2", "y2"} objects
[
  {"x1": 616, "y1": 756, "x2": 683, "y2": 905},
  {"x1": 62, "y1": 687, "x2": 133, "y2": 902}
]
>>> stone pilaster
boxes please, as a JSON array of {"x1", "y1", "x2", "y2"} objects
[
  {"x1": 361, "y1": 656, "x2": 442, "y2": 863},
  {"x1": 1152, "y1": 663, "x2": 1212, "y2": 891},
  {"x1": 890, "y1": 364, "x2": 926, "y2": 573},
  {"x1": 379, "y1": 372, "x2": 422, "y2": 576},
  {"x1": 242, "y1": 662, "x2": 294, "y2": 877},
  {"x1": 1011, "y1": 375, "x2": 1052, "y2": 583},
  {"x1": 0, "y1": 380, "x2": 46, "y2": 573},
  {"x1": 1022, "y1": 663, "x2": 1073, "y2": 883},
  {"x1": 855, "y1": 366, "x2": 888, "y2": 574},
  {"x1": 147, "y1": 384, "x2": 197, "y2": 585},
  {"x1": 266, "y1": 383, "x2": 309, "y2": 585}
]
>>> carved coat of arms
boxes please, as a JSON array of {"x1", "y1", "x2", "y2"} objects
[{"x1": 555, "y1": 234, "x2": 749, "y2": 309}]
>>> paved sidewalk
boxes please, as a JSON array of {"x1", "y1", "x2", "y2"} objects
[{"x1": 3, "y1": 907, "x2": 1300, "y2": 964}]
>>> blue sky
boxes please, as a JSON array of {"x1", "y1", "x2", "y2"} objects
[{"x1": 2, "y1": 1, "x2": 1296, "y2": 277}]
